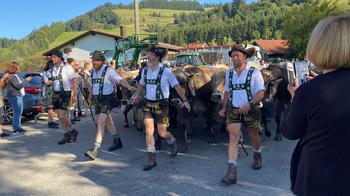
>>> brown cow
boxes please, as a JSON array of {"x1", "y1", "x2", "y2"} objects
[{"x1": 170, "y1": 65, "x2": 229, "y2": 152}]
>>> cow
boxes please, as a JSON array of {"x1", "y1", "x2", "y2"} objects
[
  {"x1": 115, "y1": 68, "x2": 142, "y2": 129},
  {"x1": 169, "y1": 66, "x2": 230, "y2": 152},
  {"x1": 210, "y1": 68, "x2": 229, "y2": 132},
  {"x1": 260, "y1": 63, "x2": 292, "y2": 141}
]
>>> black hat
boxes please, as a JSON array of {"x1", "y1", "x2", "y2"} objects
[
  {"x1": 228, "y1": 45, "x2": 256, "y2": 58},
  {"x1": 148, "y1": 46, "x2": 163, "y2": 58},
  {"x1": 51, "y1": 50, "x2": 64, "y2": 60},
  {"x1": 91, "y1": 51, "x2": 106, "y2": 61}
]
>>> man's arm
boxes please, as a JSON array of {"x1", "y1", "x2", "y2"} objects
[
  {"x1": 133, "y1": 84, "x2": 144, "y2": 99},
  {"x1": 70, "y1": 78, "x2": 78, "y2": 103},
  {"x1": 119, "y1": 79, "x2": 134, "y2": 91},
  {"x1": 174, "y1": 85, "x2": 187, "y2": 101},
  {"x1": 222, "y1": 91, "x2": 229, "y2": 110},
  {"x1": 251, "y1": 90, "x2": 265, "y2": 106},
  {"x1": 174, "y1": 84, "x2": 191, "y2": 111}
]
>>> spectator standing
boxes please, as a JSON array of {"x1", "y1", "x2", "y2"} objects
[
  {"x1": 281, "y1": 16, "x2": 350, "y2": 196},
  {"x1": 6, "y1": 62, "x2": 32, "y2": 135}
]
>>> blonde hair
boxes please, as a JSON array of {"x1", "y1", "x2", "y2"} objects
[{"x1": 307, "y1": 16, "x2": 350, "y2": 70}]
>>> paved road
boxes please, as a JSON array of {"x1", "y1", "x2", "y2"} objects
[{"x1": 0, "y1": 111, "x2": 295, "y2": 196}]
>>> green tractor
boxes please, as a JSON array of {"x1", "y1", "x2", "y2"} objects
[
  {"x1": 112, "y1": 34, "x2": 158, "y2": 69},
  {"x1": 174, "y1": 52, "x2": 206, "y2": 67}
]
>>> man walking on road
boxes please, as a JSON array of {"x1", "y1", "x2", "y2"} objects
[
  {"x1": 84, "y1": 51, "x2": 135, "y2": 160},
  {"x1": 219, "y1": 45, "x2": 265, "y2": 185},
  {"x1": 131, "y1": 46, "x2": 191, "y2": 171},
  {"x1": 50, "y1": 50, "x2": 79, "y2": 145}
]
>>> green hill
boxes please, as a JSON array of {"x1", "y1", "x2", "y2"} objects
[
  {"x1": 36, "y1": 8, "x2": 196, "y2": 58},
  {"x1": 110, "y1": 8, "x2": 197, "y2": 35}
]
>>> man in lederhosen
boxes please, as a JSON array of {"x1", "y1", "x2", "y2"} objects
[
  {"x1": 131, "y1": 46, "x2": 191, "y2": 171},
  {"x1": 219, "y1": 45, "x2": 265, "y2": 184},
  {"x1": 50, "y1": 50, "x2": 79, "y2": 145},
  {"x1": 84, "y1": 51, "x2": 135, "y2": 160}
]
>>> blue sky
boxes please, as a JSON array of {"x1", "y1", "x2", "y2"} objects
[{"x1": 0, "y1": 0, "x2": 253, "y2": 39}]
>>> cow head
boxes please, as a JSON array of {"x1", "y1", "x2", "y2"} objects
[
  {"x1": 211, "y1": 69, "x2": 226, "y2": 103},
  {"x1": 261, "y1": 68, "x2": 283, "y2": 101}
]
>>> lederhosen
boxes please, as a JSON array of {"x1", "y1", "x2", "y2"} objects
[
  {"x1": 143, "y1": 66, "x2": 169, "y2": 125},
  {"x1": 226, "y1": 67, "x2": 261, "y2": 129},
  {"x1": 92, "y1": 66, "x2": 115, "y2": 114},
  {"x1": 42, "y1": 69, "x2": 54, "y2": 109},
  {"x1": 52, "y1": 66, "x2": 71, "y2": 110}
]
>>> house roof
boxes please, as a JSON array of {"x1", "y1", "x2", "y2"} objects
[
  {"x1": 254, "y1": 40, "x2": 290, "y2": 55},
  {"x1": 43, "y1": 29, "x2": 181, "y2": 55},
  {"x1": 180, "y1": 44, "x2": 236, "y2": 51},
  {"x1": 157, "y1": 42, "x2": 182, "y2": 51},
  {"x1": 43, "y1": 29, "x2": 122, "y2": 56}
]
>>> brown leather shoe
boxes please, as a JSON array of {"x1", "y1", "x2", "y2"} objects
[
  {"x1": 143, "y1": 152, "x2": 157, "y2": 171},
  {"x1": 252, "y1": 152, "x2": 262, "y2": 170},
  {"x1": 85, "y1": 146, "x2": 98, "y2": 160},
  {"x1": 222, "y1": 163, "x2": 237, "y2": 185},
  {"x1": 58, "y1": 132, "x2": 71, "y2": 145},
  {"x1": 68, "y1": 129, "x2": 78, "y2": 143}
]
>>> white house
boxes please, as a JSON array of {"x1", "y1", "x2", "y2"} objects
[
  {"x1": 43, "y1": 29, "x2": 121, "y2": 62},
  {"x1": 43, "y1": 29, "x2": 182, "y2": 63}
]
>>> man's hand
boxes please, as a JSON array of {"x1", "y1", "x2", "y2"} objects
[
  {"x1": 45, "y1": 80, "x2": 53, "y2": 85},
  {"x1": 219, "y1": 108, "x2": 227, "y2": 118},
  {"x1": 25, "y1": 76, "x2": 32, "y2": 82},
  {"x1": 306, "y1": 70, "x2": 318, "y2": 81},
  {"x1": 70, "y1": 95, "x2": 77, "y2": 104},
  {"x1": 181, "y1": 101, "x2": 191, "y2": 112},
  {"x1": 239, "y1": 103, "x2": 251, "y2": 114}
]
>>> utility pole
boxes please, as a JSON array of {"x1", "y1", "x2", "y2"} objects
[{"x1": 134, "y1": 0, "x2": 140, "y2": 34}]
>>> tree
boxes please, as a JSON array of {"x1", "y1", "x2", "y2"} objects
[{"x1": 282, "y1": 0, "x2": 350, "y2": 57}]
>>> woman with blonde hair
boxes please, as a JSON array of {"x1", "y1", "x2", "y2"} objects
[{"x1": 281, "y1": 16, "x2": 350, "y2": 196}]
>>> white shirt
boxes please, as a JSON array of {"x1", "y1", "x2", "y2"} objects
[
  {"x1": 63, "y1": 53, "x2": 68, "y2": 64},
  {"x1": 139, "y1": 64, "x2": 179, "y2": 101},
  {"x1": 52, "y1": 63, "x2": 76, "y2": 91},
  {"x1": 224, "y1": 64, "x2": 265, "y2": 107},
  {"x1": 92, "y1": 64, "x2": 123, "y2": 96}
]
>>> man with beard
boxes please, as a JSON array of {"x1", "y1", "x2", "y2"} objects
[
  {"x1": 84, "y1": 51, "x2": 135, "y2": 160},
  {"x1": 50, "y1": 50, "x2": 79, "y2": 145},
  {"x1": 131, "y1": 46, "x2": 191, "y2": 171},
  {"x1": 219, "y1": 45, "x2": 265, "y2": 184}
]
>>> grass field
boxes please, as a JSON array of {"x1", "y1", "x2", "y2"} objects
[{"x1": 111, "y1": 8, "x2": 197, "y2": 35}]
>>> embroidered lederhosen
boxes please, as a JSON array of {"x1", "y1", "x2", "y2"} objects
[
  {"x1": 143, "y1": 67, "x2": 169, "y2": 125},
  {"x1": 91, "y1": 66, "x2": 114, "y2": 114},
  {"x1": 227, "y1": 67, "x2": 261, "y2": 129},
  {"x1": 52, "y1": 66, "x2": 71, "y2": 110}
]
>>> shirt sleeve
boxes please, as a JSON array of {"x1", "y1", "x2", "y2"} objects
[
  {"x1": 109, "y1": 68, "x2": 123, "y2": 84},
  {"x1": 139, "y1": 68, "x2": 145, "y2": 86},
  {"x1": 43, "y1": 71, "x2": 49, "y2": 83},
  {"x1": 66, "y1": 66, "x2": 77, "y2": 81},
  {"x1": 252, "y1": 69, "x2": 265, "y2": 95},
  {"x1": 167, "y1": 69, "x2": 179, "y2": 88},
  {"x1": 224, "y1": 70, "x2": 230, "y2": 92}
]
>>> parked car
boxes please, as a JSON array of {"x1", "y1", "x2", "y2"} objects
[{"x1": 0, "y1": 72, "x2": 44, "y2": 125}]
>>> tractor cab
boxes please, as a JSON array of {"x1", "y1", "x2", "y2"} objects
[{"x1": 175, "y1": 53, "x2": 206, "y2": 67}]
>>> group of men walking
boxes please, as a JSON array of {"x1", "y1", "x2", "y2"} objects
[{"x1": 47, "y1": 44, "x2": 265, "y2": 185}]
